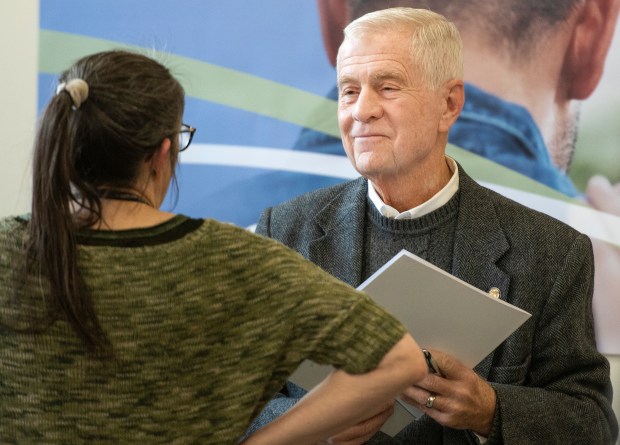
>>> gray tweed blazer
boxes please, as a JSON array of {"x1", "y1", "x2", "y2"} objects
[{"x1": 256, "y1": 165, "x2": 617, "y2": 445}]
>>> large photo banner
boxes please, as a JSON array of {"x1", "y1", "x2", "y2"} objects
[{"x1": 39, "y1": 0, "x2": 620, "y2": 354}]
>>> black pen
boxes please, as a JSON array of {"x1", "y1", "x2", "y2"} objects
[
  {"x1": 422, "y1": 351, "x2": 479, "y2": 442},
  {"x1": 422, "y1": 349, "x2": 445, "y2": 377}
]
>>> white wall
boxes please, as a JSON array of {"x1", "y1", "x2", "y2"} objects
[
  {"x1": 0, "y1": 0, "x2": 38, "y2": 218},
  {"x1": 0, "y1": 0, "x2": 618, "y2": 437}
]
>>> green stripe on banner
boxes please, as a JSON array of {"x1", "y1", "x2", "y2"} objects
[
  {"x1": 39, "y1": 30, "x2": 340, "y2": 137},
  {"x1": 446, "y1": 144, "x2": 582, "y2": 204},
  {"x1": 38, "y1": 31, "x2": 584, "y2": 207}
]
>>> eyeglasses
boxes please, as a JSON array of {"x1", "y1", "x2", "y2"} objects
[{"x1": 178, "y1": 123, "x2": 196, "y2": 152}]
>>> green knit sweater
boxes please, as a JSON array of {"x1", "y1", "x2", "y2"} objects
[{"x1": 0, "y1": 215, "x2": 406, "y2": 445}]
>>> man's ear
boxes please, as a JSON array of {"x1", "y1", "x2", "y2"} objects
[
  {"x1": 317, "y1": 0, "x2": 350, "y2": 67},
  {"x1": 438, "y1": 79, "x2": 465, "y2": 133},
  {"x1": 563, "y1": 0, "x2": 620, "y2": 100}
]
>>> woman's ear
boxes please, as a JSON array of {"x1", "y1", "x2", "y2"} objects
[{"x1": 151, "y1": 137, "x2": 172, "y2": 176}]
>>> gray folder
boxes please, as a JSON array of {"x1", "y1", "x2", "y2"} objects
[{"x1": 290, "y1": 249, "x2": 531, "y2": 436}]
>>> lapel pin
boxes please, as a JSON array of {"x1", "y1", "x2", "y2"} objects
[{"x1": 488, "y1": 287, "x2": 501, "y2": 299}]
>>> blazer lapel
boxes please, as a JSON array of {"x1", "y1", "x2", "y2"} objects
[
  {"x1": 452, "y1": 168, "x2": 511, "y2": 378},
  {"x1": 307, "y1": 170, "x2": 511, "y2": 378},
  {"x1": 308, "y1": 178, "x2": 368, "y2": 287}
]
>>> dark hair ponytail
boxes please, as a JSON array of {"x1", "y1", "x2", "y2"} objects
[
  {"x1": 26, "y1": 86, "x2": 109, "y2": 355},
  {"x1": 23, "y1": 50, "x2": 185, "y2": 357}
]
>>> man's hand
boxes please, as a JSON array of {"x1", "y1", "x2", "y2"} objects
[
  {"x1": 586, "y1": 175, "x2": 620, "y2": 352},
  {"x1": 400, "y1": 350, "x2": 496, "y2": 436},
  {"x1": 586, "y1": 175, "x2": 620, "y2": 216},
  {"x1": 317, "y1": 401, "x2": 394, "y2": 445}
]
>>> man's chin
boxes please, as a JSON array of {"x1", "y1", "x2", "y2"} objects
[{"x1": 352, "y1": 160, "x2": 382, "y2": 180}]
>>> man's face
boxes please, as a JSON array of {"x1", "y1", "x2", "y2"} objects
[{"x1": 337, "y1": 31, "x2": 446, "y2": 185}]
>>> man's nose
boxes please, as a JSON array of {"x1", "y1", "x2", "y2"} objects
[{"x1": 352, "y1": 88, "x2": 383, "y2": 122}]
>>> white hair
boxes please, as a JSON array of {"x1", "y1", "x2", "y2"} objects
[{"x1": 341, "y1": 7, "x2": 463, "y2": 90}]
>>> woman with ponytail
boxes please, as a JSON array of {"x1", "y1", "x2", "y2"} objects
[{"x1": 0, "y1": 51, "x2": 426, "y2": 445}]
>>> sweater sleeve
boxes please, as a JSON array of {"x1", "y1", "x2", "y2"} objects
[
  {"x1": 229, "y1": 223, "x2": 408, "y2": 377},
  {"x1": 265, "y1": 239, "x2": 407, "y2": 376},
  {"x1": 304, "y1": 293, "x2": 407, "y2": 374}
]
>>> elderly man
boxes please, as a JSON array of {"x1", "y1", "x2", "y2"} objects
[
  {"x1": 251, "y1": 7, "x2": 617, "y2": 445},
  {"x1": 312, "y1": 0, "x2": 620, "y2": 353}
]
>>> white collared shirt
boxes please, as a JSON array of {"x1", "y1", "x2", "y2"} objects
[{"x1": 368, "y1": 157, "x2": 459, "y2": 219}]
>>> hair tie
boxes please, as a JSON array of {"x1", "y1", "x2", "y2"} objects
[{"x1": 56, "y1": 78, "x2": 89, "y2": 109}]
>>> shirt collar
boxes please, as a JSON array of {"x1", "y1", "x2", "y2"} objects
[{"x1": 368, "y1": 157, "x2": 459, "y2": 219}]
